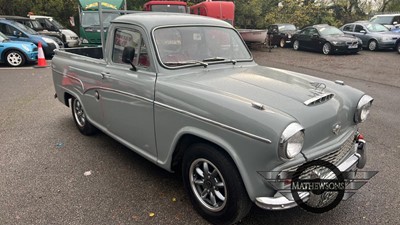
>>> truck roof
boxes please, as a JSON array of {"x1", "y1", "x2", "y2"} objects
[{"x1": 112, "y1": 13, "x2": 232, "y2": 30}]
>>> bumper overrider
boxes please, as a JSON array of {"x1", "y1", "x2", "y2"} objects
[{"x1": 256, "y1": 139, "x2": 367, "y2": 210}]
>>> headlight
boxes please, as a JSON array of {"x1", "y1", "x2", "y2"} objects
[
  {"x1": 288, "y1": 34, "x2": 292, "y2": 38},
  {"x1": 354, "y1": 95, "x2": 373, "y2": 123},
  {"x1": 279, "y1": 122, "x2": 305, "y2": 159},
  {"x1": 21, "y1": 44, "x2": 31, "y2": 52}
]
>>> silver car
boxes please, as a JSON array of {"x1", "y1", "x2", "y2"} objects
[{"x1": 340, "y1": 21, "x2": 400, "y2": 51}]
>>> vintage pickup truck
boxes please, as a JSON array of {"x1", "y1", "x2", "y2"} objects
[{"x1": 52, "y1": 13, "x2": 373, "y2": 224}]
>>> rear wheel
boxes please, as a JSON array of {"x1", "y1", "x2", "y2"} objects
[
  {"x1": 293, "y1": 40, "x2": 300, "y2": 50},
  {"x1": 279, "y1": 38, "x2": 286, "y2": 48},
  {"x1": 182, "y1": 143, "x2": 252, "y2": 225},
  {"x1": 368, "y1": 40, "x2": 378, "y2": 51},
  {"x1": 322, "y1": 42, "x2": 332, "y2": 55},
  {"x1": 5, "y1": 50, "x2": 25, "y2": 67},
  {"x1": 71, "y1": 97, "x2": 97, "y2": 135},
  {"x1": 396, "y1": 42, "x2": 400, "y2": 54}
]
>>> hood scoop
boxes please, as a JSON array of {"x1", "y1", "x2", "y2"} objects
[{"x1": 303, "y1": 93, "x2": 334, "y2": 106}]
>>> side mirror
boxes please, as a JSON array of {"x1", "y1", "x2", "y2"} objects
[
  {"x1": 393, "y1": 21, "x2": 398, "y2": 25},
  {"x1": 13, "y1": 30, "x2": 22, "y2": 37},
  {"x1": 122, "y1": 46, "x2": 137, "y2": 71},
  {"x1": 312, "y1": 34, "x2": 319, "y2": 38}
]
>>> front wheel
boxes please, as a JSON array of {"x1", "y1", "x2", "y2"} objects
[
  {"x1": 71, "y1": 97, "x2": 97, "y2": 135},
  {"x1": 182, "y1": 143, "x2": 252, "y2": 225},
  {"x1": 396, "y1": 42, "x2": 400, "y2": 54},
  {"x1": 293, "y1": 40, "x2": 300, "y2": 51},
  {"x1": 322, "y1": 42, "x2": 332, "y2": 55},
  {"x1": 5, "y1": 50, "x2": 25, "y2": 67},
  {"x1": 368, "y1": 40, "x2": 378, "y2": 51}
]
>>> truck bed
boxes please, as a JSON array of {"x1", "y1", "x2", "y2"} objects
[{"x1": 61, "y1": 47, "x2": 103, "y2": 59}]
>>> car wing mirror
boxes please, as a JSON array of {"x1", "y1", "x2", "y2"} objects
[
  {"x1": 122, "y1": 46, "x2": 137, "y2": 71},
  {"x1": 360, "y1": 30, "x2": 366, "y2": 34},
  {"x1": 312, "y1": 34, "x2": 319, "y2": 38},
  {"x1": 393, "y1": 21, "x2": 398, "y2": 25}
]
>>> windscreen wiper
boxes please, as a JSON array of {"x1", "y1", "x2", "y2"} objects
[
  {"x1": 203, "y1": 57, "x2": 237, "y2": 65},
  {"x1": 164, "y1": 60, "x2": 208, "y2": 68}
]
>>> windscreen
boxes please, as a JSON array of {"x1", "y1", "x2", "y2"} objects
[
  {"x1": 318, "y1": 26, "x2": 344, "y2": 35},
  {"x1": 151, "y1": 5, "x2": 187, "y2": 13},
  {"x1": 82, "y1": 11, "x2": 120, "y2": 27},
  {"x1": 366, "y1": 23, "x2": 389, "y2": 32},
  {"x1": 370, "y1": 16, "x2": 393, "y2": 25},
  {"x1": 154, "y1": 26, "x2": 252, "y2": 68}
]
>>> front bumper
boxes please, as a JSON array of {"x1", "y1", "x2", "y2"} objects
[
  {"x1": 332, "y1": 44, "x2": 362, "y2": 53},
  {"x1": 255, "y1": 140, "x2": 366, "y2": 210}
]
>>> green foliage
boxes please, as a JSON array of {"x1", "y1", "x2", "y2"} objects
[{"x1": 1, "y1": 0, "x2": 400, "y2": 31}]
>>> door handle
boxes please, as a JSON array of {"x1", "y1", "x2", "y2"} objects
[{"x1": 100, "y1": 72, "x2": 111, "y2": 79}]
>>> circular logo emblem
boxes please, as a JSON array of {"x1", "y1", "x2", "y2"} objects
[{"x1": 291, "y1": 159, "x2": 345, "y2": 213}]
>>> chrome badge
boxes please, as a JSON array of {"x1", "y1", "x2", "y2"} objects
[{"x1": 332, "y1": 123, "x2": 341, "y2": 135}]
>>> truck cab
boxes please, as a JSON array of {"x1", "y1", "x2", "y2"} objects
[{"x1": 143, "y1": 0, "x2": 188, "y2": 13}]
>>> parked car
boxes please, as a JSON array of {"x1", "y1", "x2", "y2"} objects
[
  {"x1": 267, "y1": 23, "x2": 297, "y2": 47},
  {"x1": 0, "y1": 19, "x2": 59, "y2": 58},
  {"x1": 370, "y1": 14, "x2": 400, "y2": 30},
  {"x1": 52, "y1": 13, "x2": 373, "y2": 224},
  {"x1": 396, "y1": 38, "x2": 400, "y2": 54},
  {"x1": 0, "y1": 16, "x2": 64, "y2": 44},
  {"x1": 340, "y1": 21, "x2": 400, "y2": 51},
  {"x1": 29, "y1": 15, "x2": 80, "y2": 47},
  {"x1": 292, "y1": 24, "x2": 362, "y2": 55},
  {"x1": 0, "y1": 31, "x2": 37, "y2": 66}
]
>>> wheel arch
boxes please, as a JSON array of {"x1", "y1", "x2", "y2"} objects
[
  {"x1": 2, "y1": 48, "x2": 29, "y2": 62},
  {"x1": 169, "y1": 128, "x2": 255, "y2": 199}
]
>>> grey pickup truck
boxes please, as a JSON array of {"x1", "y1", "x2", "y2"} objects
[{"x1": 52, "y1": 13, "x2": 373, "y2": 225}]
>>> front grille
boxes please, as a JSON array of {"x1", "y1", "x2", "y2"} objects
[
  {"x1": 346, "y1": 41, "x2": 358, "y2": 45},
  {"x1": 283, "y1": 132, "x2": 356, "y2": 174},
  {"x1": 33, "y1": 47, "x2": 38, "y2": 52}
]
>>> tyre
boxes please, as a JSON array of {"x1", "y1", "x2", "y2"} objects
[
  {"x1": 182, "y1": 143, "x2": 252, "y2": 225},
  {"x1": 293, "y1": 40, "x2": 300, "y2": 51},
  {"x1": 279, "y1": 38, "x2": 286, "y2": 48},
  {"x1": 396, "y1": 42, "x2": 400, "y2": 54},
  {"x1": 5, "y1": 50, "x2": 25, "y2": 67},
  {"x1": 322, "y1": 42, "x2": 332, "y2": 55},
  {"x1": 368, "y1": 40, "x2": 378, "y2": 51},
  {"x1": 71, "y1": 97, "x2": 97, "y2": 135}
]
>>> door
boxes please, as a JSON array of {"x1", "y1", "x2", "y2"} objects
[
  {"x1": 297, "y1": 28, "x2": 315, "y2": 49},
  {"x1": 353, "y1": 24, "x2": 368, "y2": 45},
  {"x1": 100, "y1": 26, "x2": 157, "y2": 160}
]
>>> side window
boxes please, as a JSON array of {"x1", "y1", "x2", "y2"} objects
[
  {"x1": 343, "y1": 25, "x2": 354, "y2": 32},
  {"x1": 354, "y1": 25, "x2": 364, "y2": 33},
  {"x1": 37, "y1": 18, "x2": 46, "y2": 28},
  {"x1": 300, "y1": 28, "x2": 308, "y2": 35},
  {"x1": 112, "y1": 28, "x2": 150, "y2": 68},
  {"x1": 0, "y1": 24, "x2": 7, "y2": 35},
  {"x1": 393, "y1": 16, "x2": 400, "y2": 24},
  {"x1": 309, "y1": 28, "x2": 318, "y2": 36}
]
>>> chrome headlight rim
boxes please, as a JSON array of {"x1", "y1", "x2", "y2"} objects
[
  {"x1": 279, "y1": 122, "x2": 305, "y2": 160},
  {"x1": 354, "y1": 95, "x2": 373, "y2": 123}
]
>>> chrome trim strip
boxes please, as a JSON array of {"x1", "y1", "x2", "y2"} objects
[
  {"x1": 256, "y1": 192, "x2": 309, "y2": 210},
  {"x1": 303, "y1": 93, "x2": 334, "y2": 106},
  {"x1": 155, "y1": 101, "x2": 272, "y2": 144},
  {"x1": 83, "y1": 86, "x2": 154, "y2": 103},
  {"x1": 65, "y1": 75, "x2": 85, "y2": 90}
]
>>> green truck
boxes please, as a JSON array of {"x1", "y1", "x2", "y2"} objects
[{"x1": 78, "y1": 0, "x2": 125, "y2": 46}]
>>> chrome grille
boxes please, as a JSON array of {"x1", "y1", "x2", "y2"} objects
[
  {"x1": 283, "y1": 133, "x2": 356, "y2": 173},
  {"x1": 33, "y1": 47, "x2": 38, "y2": 51}
]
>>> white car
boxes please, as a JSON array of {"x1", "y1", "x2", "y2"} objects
[{"x1": 29, "y1": 15, "x2": 80, "y2": 47}]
